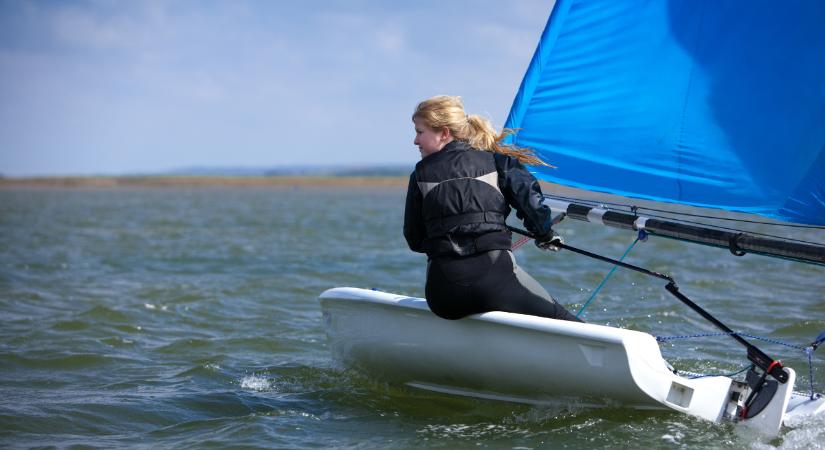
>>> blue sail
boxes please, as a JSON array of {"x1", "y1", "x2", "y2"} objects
[{"x1": 505, "y1": 0, "x2": 825, "y2": 226}]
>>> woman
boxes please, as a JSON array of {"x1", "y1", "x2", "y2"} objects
[{"x1": 404, "y1": 95, "x2": 582, "y2": 322}]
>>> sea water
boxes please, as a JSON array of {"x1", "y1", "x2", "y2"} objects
[{"x1": 1, "y1": 185, "x2": 823, "y2": 449}]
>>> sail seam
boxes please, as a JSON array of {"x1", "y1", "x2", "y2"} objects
[{"x1": 674, "y1": 3, "x2": 708, "y2": 203}]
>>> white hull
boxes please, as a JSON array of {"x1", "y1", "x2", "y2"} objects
[{"x1": 320, "y1": 287, "x2": 824, "y2": 435}]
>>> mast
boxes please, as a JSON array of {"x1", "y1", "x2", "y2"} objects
[{"x1": 543, "y1": 198, "x2": 825, "y2": 265}]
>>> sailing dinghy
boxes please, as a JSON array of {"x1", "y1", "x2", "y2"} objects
[{"x1": 320, "y1": 0, "x2": 825, "y2": 436}]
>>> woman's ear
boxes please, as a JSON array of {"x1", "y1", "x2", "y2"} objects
[{"x1": 440, "y1": 127, "x2": 452, "y2": 142}]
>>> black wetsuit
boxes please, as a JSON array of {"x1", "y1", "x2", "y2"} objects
[{"x1": 404, "y1": 140, "x2": 581, "y2": 322}]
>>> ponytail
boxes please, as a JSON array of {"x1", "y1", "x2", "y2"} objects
[
  {"x1": 413, "y1": 95, "x2": 551, "y2": 167},
  {"x1": 466, "y1": 115, "x2": 549, "y2": 167}
]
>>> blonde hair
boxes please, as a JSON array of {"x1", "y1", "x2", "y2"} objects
[{"x1": 412, "y1": 95, "x2": 551, "y2": 167}]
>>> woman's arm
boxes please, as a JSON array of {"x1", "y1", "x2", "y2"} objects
[
  {"x1": 403, "y1": 172, "x2": 427, "y2": 253},
  {"x1": 495, "y1": 153, "x2": 554, "y2": 238}
]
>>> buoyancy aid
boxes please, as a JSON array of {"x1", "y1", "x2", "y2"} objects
[{"x1": 404, "y1": 140, "x2": 556, "y2": 257}]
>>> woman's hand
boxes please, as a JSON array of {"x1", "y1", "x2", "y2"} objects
[{"x1": 535, "y1": 231, "x2": 564, "y2": 251}]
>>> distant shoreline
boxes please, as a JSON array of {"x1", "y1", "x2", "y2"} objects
[
  {"x1": 1, "y1": 176, "x2": 768, "y2": 227},
  {"x1": 0, "y1": 175, "x2": 409, "y2": 188},
  {"x1": 0, "y1": 175, "x2": 598, "y2": 199}
]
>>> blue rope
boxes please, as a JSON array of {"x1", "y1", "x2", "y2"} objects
[
  {"x1": 807, "y1": 346, "x2": 816, "y2": 401},
  {"x1": 808, "y1": 329, "x2": 825, "y2": 399},
  {"x1": 576, "y1": 236, "x2": 641, "y2": 318},
  {"x1": 812, "y1": 330, "x2": 825, "y2": 349},
  {"x1": 656, "y1": 331, "x2": 806, "y2": 350},
  {"x1": 685, "y1": 364, "x2": 753, "y2": 380},
  {"x1": 657, "y1": 331, "x2": 819, "y2": 399}
]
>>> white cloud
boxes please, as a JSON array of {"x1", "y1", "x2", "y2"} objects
[{"x1": 0, "y1": 0, "x2": 553, "y2": 175}]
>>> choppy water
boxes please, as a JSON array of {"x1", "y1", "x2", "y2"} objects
[{"x1": 1, "y1": 186, "x2": 823, "y2": 449}]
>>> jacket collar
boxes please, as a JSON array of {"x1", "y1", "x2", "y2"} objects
[{"x1": 441, "y1": 140, "x2": 472, "y2": 152}]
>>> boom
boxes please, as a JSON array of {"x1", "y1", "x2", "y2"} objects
[{"x1": 543, "y1": 198, "x2": 825, "y2": 266}]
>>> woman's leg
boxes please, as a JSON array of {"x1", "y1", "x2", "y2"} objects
[
  {"x1": 476, "y1": 251, "x2": 583, "y2": 322},
  {"x1": 425, "y1": 252, "x2": 494, "y2": 320}
]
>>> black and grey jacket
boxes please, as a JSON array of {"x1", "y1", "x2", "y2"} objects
[{"x1": 404, "y1": 140, "x2": 555, "y2": 257}]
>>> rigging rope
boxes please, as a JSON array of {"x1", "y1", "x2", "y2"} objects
[
  {"x1": 511, "y1": 234, "x2": 531, "y2": 251},
  {"x1": 576, "y1": 234, "x2": 642, "y2": 318},
  {"x1": 508, "y1": 217, "x2": 822, "y2": 395},
  {"x1": 679, "y1": 364, "x2": 753, "y2": 380},
  {"x1": 510, "y1": 227, "x2": 645, "y2": 318},
  {"x1": 657, "y1": 331, "x2": 822, "y2": 400}
]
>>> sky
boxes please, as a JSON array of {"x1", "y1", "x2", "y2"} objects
[{"x1": 0, "y1": 0, "x2": 553, "y2": 176}]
